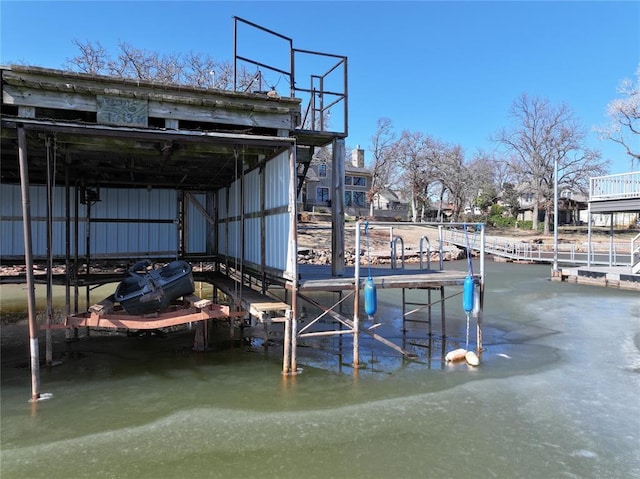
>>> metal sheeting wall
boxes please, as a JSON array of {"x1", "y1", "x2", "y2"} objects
[
  {"x1": 185, "y1": 192, "x2": 208, "y2": 254},
  {"x1": 216, "y1": 188, "x2": 228, "y2": 256},
  {"x1": 90, "y1": 188, "x2": 178, "y2": 257},
  {"x1": 1, "y1": 184, "x2": 68, "y2": 257},
  {"x1": 1, "y1": 184, "x2": 207, "y2": 258},
  {"x1": 265, "y1": 153, "x2": 291, "y2": 273},
  {"x1": 215, "y1": 150, "x2": 292, "y2": 274},
  {"x1": 243, "y1": 168, "x2": 261, "y2": 265},
  {"x1": 225, "y1": 180, "x2": 241, "y2": 259}
]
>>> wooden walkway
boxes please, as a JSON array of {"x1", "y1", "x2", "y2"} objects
[{"x1": 206, "y1": 272, "x2": 290, "y2": 322}]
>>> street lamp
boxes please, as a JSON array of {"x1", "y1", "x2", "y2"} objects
[{"x1": 553, "y1": 158, "x2": 558, "y2": 272}]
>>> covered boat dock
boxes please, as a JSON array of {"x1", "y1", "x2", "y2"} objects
[{"x1": 1, "y1": 18, "x2": 485, "y2": 402}]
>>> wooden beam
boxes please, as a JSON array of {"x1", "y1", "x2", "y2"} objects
[{"x1": 63, "y1": 304, "x2": 231, "y2": 330}]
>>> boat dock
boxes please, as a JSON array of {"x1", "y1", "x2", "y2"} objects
[{"x1": 552, "y1": 265, "x2": 640, "y2": 291}]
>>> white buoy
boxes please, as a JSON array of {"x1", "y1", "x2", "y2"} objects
[
  {"x1": 445, "y1": 348, "x2": 467, "y2": 362},
  {"x1": 465, "y1": 350, "x2": 480, "y2": 366}
]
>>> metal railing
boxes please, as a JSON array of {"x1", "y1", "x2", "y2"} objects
[
  {"x1": 440, "y1": 227, "x2": 633, "y2": 268},
  {"x1": 363, "y1": 221, "x2": 484, "y2": 277},
  {"x1": 233, "y1": 16, "x2": 348, "y2": 136},
  {"x1": 590, "y1": 171, "x2": 640, "y2": 201},
  {"x1": 390, "y1": 236, "x2": 405, "y2": 269},
  {"x1": 632, "y1": 233, "x2": 640, "y2": 274}
]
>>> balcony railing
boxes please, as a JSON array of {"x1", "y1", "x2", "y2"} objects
[{"x1": 590, "y1": 171, "x2": 640, "y2": 201}]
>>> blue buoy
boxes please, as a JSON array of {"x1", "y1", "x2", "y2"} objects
[
  {"x1": 364, "y1": 277, "x2": 377, "y2": 317},
  {"x1": 463, "y1": 275, "x2": 474, "y2": 313}
]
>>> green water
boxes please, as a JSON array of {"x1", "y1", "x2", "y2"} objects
[{"x1": 1, "y1": 262, "x2": 639, "y2": 478}]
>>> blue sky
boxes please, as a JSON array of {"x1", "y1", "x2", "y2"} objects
[{"x1": 1, "y1": 1, "x2": 638, "y2": 174}]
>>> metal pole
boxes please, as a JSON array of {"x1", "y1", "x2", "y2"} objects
[
  {"x1": 553, "y1": 158, "x2": 559, "y2": 272},
  {"x1": 587, "y1": 203, "x2": 592, "y2": 267},
  {"x1": 353, "y1": 221, "x2": 360, "y2": 368},
  {"x1": 233, "y1": 17, "x2": 237, "y2": 92},
  {"x1": 65, "y1": 164, "x2": 75, "y2": 340},
  {"x1": 478, "y1": 224, "x2": 485, "y2": 355},
  {"x1": 289, "y1": 38, "x2": 295, "y2": 98},
  {"x1": 438, "y1": 224, "x2": 444, "y2": 271},
  {"x1": 17, "y1": 126, "x2": 41, "y2": 402},
  {"x1": 282, "y1": 311, "x2": 291, "y2": 375},
  {"x1": 291, "y1": 309, "x2": 297, "y2": 374},
  {"x1": 74, "y1": 182, "x2": 79, "y2": 314},
  {"x1": 45, "y1": 136, "x2": 54, "y2": 366},
  {"x1": 609, "y1": 213, "x2": 614, "y2": 267},
  {"x1": 288, "y1": 145, "x2": 299, "y2": 374},
  {"x1": 85, "y1": 191, "x2": 91, "y2": 311}
]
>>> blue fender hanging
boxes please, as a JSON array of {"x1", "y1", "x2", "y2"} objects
[
  {"x1": 463, "y1": 275, "x2": 474, "y2": 314},
  {"x1": 364, "y1": 277, "x2": 377, "y2": 317},
  {"x1": 363, "y1": 220, "x2": 377, "y2": 318}
]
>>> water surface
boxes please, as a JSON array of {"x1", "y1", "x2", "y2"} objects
[{"x1": 1, "y1": 261, "x2": 639, "y2": 478}]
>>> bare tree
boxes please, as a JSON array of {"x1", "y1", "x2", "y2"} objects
[
  {"x1": 367, "y1": 118, "x2": 397, "y2": 216},
  {"x1": 467, "y1": 152, "x2": 499, "y2": 215},
  {"x1": 66, "y1": 39, "x2": 108, "y2": 75},
  {"x1": 65, "y1": 39, "x2": 253, "y2": 90},
  {"x1": 598, "y1": 65, "x2": 640, "y2": 169},
  {"x1": 436, "y1": 145, "x2": 469, "y2": 221},
  {"x1": 393, "y1": 131, "x2": 437, "y2": 222},
  {"x1": 493, "y1": 94, "x2": 607, "y2": 234}
]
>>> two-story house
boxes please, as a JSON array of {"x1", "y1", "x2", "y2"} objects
[{"x1": 302, "y1": 146, "x2": 372, "y2": 216}]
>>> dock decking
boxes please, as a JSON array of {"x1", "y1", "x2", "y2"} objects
[{"x1": 298, "y1": 264, "x2": 473, "y2": 291}]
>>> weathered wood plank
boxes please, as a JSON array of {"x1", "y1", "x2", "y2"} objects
[
  {"x1": 88, "y1": 295, "x2": 115, "y2": 315},
  {"x1": 183, "y1": 293, "x2": 212, "y2": 309},
  {"x1": 65, "y1": 304, "x2": 231, "y2": 330},
  {"x1": 208, "y1": 272, "x2": 290, "y2": 321},
  {"x1": 4, "y1": 83, "x2": 295, "y2": 130},
  {"x1": 3, "y1": 85, "x2": 97, "y2": 111}
]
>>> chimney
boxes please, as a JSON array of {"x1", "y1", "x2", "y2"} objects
[{"x1": 351, "y1": 145, "x2": 364, "y2": 168}]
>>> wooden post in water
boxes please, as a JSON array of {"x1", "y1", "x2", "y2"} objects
[
  {"x1": 331, "y1": 138, "x2": 345, "y2": 276},
  {"x1": 18, "y1": 126, "x2": 41, "y2": 402}
]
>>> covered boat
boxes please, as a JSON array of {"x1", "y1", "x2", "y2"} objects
[{"x1": 114, "y1": 260, "x2": 194, "y2": 315}]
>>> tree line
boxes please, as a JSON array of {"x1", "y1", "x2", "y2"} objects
[
  {"x1": 66, "y1": 39, "x2": 263, "y2": 92},
  {"x1": 365, "y1": 68, "x2": 638, "y2": 233}
]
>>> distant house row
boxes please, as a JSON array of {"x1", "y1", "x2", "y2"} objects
[{"x1": 300, "y1": 147, "x2": 638, "y2": 227}]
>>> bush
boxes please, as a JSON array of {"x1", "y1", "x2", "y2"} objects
[
  {"x1": 488, "y1": 215, "x2": 516, "y2": 228},
  {"x1": 489, "y1": 204, "x2": 504, "y2": 217},
  {"x1": 516, "y1": 220, "x2": 534, "y2": 230}
]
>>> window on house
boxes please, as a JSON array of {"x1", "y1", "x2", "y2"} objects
[
  {"x1": 345, "y1": 175, "x2": 352, "y2": 185},
  {"x1": 344, "y1": 191, "x2": 352, "y2": 206},
  {"x1": 318, "y1": 164, "x2": 327, "y2": 177},
  {"x1": 352, "y1": 176, "x2": 367, "y2": 187},
  {"x1": 317, "y1": 187, "x2": 329, "y2": 203},
  {"x1": 353, "y1": 191, "x2": 366, "y2": 207}
]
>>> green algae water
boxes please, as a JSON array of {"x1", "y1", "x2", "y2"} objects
[{"x1": 1, "y1": 261, "x2": 639, "y2": 478}]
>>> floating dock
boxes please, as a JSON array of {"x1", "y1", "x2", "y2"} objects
[{"x1": 553, "y1": 265, "x2": 640, "y2": 291}]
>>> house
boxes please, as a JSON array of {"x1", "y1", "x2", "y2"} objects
[
  {"x1": 511, "y1": 184, "x2": 589, "y2": 226},
  {"x1": 301, "y1": 146, "x2": 372, "y2": 216}
]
